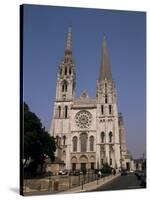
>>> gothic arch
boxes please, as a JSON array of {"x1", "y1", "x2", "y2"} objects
[
  {"x1": 101, "y1": 132, "x2": 105, "y2": 143},
  {"x1": 89, "y1": 135, "x2": 94, "y2": 151},
  {"x1": 58, "y1": 105, "x2": 61, "y2": 118},
  {"x1": 63, "y1": 135, "x2": 66, "y2": 145},
  {"x1": 79, "y1": 155, "x2": 88, "y2": 163},
  {"x1": 61, "y1": 80, "x2": 68, "y2": 92},
  {"x1": 71, "y1": 156, "x2": 77, "y2": 163},
  {"x1": 80, "y1": 132, "x2": 88, "y2": 152},
  {"x1": 109, "y1": 131, "x2": 113, "y2": 143},
  {"x1": 72, "y1": 136, "x2": 78, "y2": 152},
  {"x1": 89, "y1": 155, "x2": 95, "y2": 162}
]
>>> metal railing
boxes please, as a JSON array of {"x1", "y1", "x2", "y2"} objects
[{"x1": 23, "y1": 171, "x2": 112, "y2": 194}]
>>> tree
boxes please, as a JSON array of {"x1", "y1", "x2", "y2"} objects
[
  {"x1": 100, "y1": 163, "x2": 112, "y2": 174},
  {"x1": 23, "y1": 102, "x2": 56, "y2": 177}
]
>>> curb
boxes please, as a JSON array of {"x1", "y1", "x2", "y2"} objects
[{"x1": 60, "y1": 173, "x2": 120, "y2": 194}]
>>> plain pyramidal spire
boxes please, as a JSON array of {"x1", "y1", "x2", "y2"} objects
[{"x1": 99, "y1": 35, "x2": 112, "y2": 81}]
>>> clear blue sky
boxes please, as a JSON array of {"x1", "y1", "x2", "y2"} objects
[{"x1": 23, "y1": 4, "x2": 146, "y2": 159}]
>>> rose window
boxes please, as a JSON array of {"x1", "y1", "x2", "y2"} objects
[{"x1": 75, "y1": 110, "x2": 92, "y2": 129}]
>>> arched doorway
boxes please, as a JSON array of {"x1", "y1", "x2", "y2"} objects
[
  {"x1": 79, "y1": 155, "x2": 88, "y2": 171},
  {"x1": 71, "y1": 156, "x2": 77, "y2": 171}
]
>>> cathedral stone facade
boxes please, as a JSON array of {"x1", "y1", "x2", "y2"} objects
[{"x1": 50, "y1": 27, "x2": 129, "y2": 171}]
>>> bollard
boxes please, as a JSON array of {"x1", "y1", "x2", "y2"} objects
[{"x1": 81, "y1": 181, "x2": 83, "y2": 190}]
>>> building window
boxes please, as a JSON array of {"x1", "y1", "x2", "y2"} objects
[
  {"x1": 110, "y1": 158, "x2": 112, "y2": 165},
  {"x1": 65, "y1": 106, "x2": 68, "y2": 118},
  {"x1": 101, "y1": 132, "x2": 105, "y2": 143},
  {"x1": 69, "y1": 67, "x2": 71, "y2": 75},
  {"x1": 73, "y1": 136, "x2": 77, "y2": 152},
  {"x1": 63, "y1": 135, "x2": 66, "y2": 145},
  {"x1": 101, "y1": 159, "x2": 104, "y2": 165},
  {"x1": 62, "y1": 80, "x2": 68, "y2": 92},
  {"x1": 105, "y1": 95, "x2": 108, "y2": 104},
  {"x1": 90, "y1": 136, "x2": 94, "y2": 151},
  {"x1": 56, "y1": 136, "x2": 61, "y2": 146},
  {"x1": 109, "y1": 131, "x2": 113, "y2": 143},
  {"x1": 58, "y1": 106, "x2": 61, "y2": 118},
  {"x1": 101, "y1": 105, "x2": 104, "y2": 115},
  {"x1": 65, "y1": 67, "x2": 67, "y2": 75},
  {"x1": 80, "y1": 133, "x2": 87, "y2": 152},
  {"x1": 109, "y1": 105, "x2": 112, "y2": 114}
]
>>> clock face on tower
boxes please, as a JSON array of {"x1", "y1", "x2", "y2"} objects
[{"x1": 75, "y1": 110, "x2": 92, "y2": 129}]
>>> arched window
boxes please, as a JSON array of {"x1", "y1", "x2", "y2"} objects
[
  {"x1": 80, "y1": 133, "x2": 87, "y2": 152},
  {"x1": 101, "y1": 132, "x2": 105, "y2": 143},
  {"x1": 101, "y1": 105, "x2": 104, "y2": 115},
  {"x1": 109, "y1": 105, "x2": 112, "y2": 114},
  {"x1": 109, "y1": 131, "x2": 113, "y2": 143},
  {"x1": 69, "y1": 67, "x2": 71, "y2": 75},
  {"x1": 110, "y1": 158, "x2": 112, "y2": 165},
  {"x1": 56, "y1": 135, "x2": 59, "y2": 144},
  {"x1": 105, "y1": 95, "x2": 108, "y2": 104},
  {"x1": 65, "y1": 106, "x2": 68, "y2": 118},
  {"x1": 56, "y1": 136, "x2": 61, "y2": 146},
  {"x1": 73, "y1": 136, "x2": 77, "y2": 152},
  {"x1": 58, "y1": 106, "x2": 61, "y2": 118},
  {"x1": 90, "y1": 136, "x2": 94, "y2": 151},
  {"x1": 65, "y1": 67, "x2": 67, "y2": 75},
  {"x1": 62, "y1": 80, "x2": 68, "y2": 92},
  {"x1": 63, "y1": 135, "x2": 66, "y2": 145}
]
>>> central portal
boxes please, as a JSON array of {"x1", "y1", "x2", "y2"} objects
[{"x1": 81, "y1": 163, "x2": 86, "y2": 171}]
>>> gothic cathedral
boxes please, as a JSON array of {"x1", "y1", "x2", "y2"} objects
[{"x1": 50, "y1": 27, "x2": 129, "y2": 171}]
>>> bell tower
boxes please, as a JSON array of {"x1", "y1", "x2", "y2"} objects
[
  {"x1": 56, "y1": 27, "x2": 75, "y2": 101},
  {"x1": 96, "y1": 35, "x2": 121, "y2": 169},
  {"x1": 50, "y1": 27, "x2": 76, "y2": 169}
]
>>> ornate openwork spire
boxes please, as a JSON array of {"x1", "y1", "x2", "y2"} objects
[
  {"x1": 65, "y1": 26, "x2": 72, "y2": 54},
  {"x1": 99, "y1": 35, "x2": 112, "y2": 81}
]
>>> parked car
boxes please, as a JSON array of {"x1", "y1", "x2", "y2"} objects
[
  {"x1": 58, "y1": 170, "x2": 68, "y2": 175},
  {"x1": 135, "y1": 170, "x2": 146, "y2": 187},
  {"x1": 135, "y1": 170, "x2": 145, "y2": 180},
  {"x1": 129, "y1": 169, "x2": 134, "y2": 173},
  {"x1": 121, "y1": 169, "x2": 127, "y2": 176}
]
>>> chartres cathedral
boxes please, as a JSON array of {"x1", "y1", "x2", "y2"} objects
[{"x1": 50, "y1": 27, "x2": 130, "y2": 171}]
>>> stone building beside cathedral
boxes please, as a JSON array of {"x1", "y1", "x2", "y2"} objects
[{"x1": 49, "y1": 27, "x2": 131, "y2": 172}]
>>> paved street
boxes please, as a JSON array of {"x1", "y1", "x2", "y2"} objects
[{"x1": 90, "y1": 173, "x2": 144, "y2": 192}]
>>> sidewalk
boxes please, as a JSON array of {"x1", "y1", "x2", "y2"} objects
[{"x1": 59, "y1": 173, "x2": 120, "y2": 194}]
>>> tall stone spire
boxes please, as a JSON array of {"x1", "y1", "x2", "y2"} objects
[
  {"x1": 56, "y1": 26, "x2": 75, "y2": 101},
  {"x1": 99, "y1": 35, "x2": 112, "y2": 81},
  {"x1": 65, "y1": 26, "x2": 72, "y2": 54}
]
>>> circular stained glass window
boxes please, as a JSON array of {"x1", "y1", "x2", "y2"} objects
[{"x1": 75, "y1": 110, "x2": 92, "y2": 129}]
